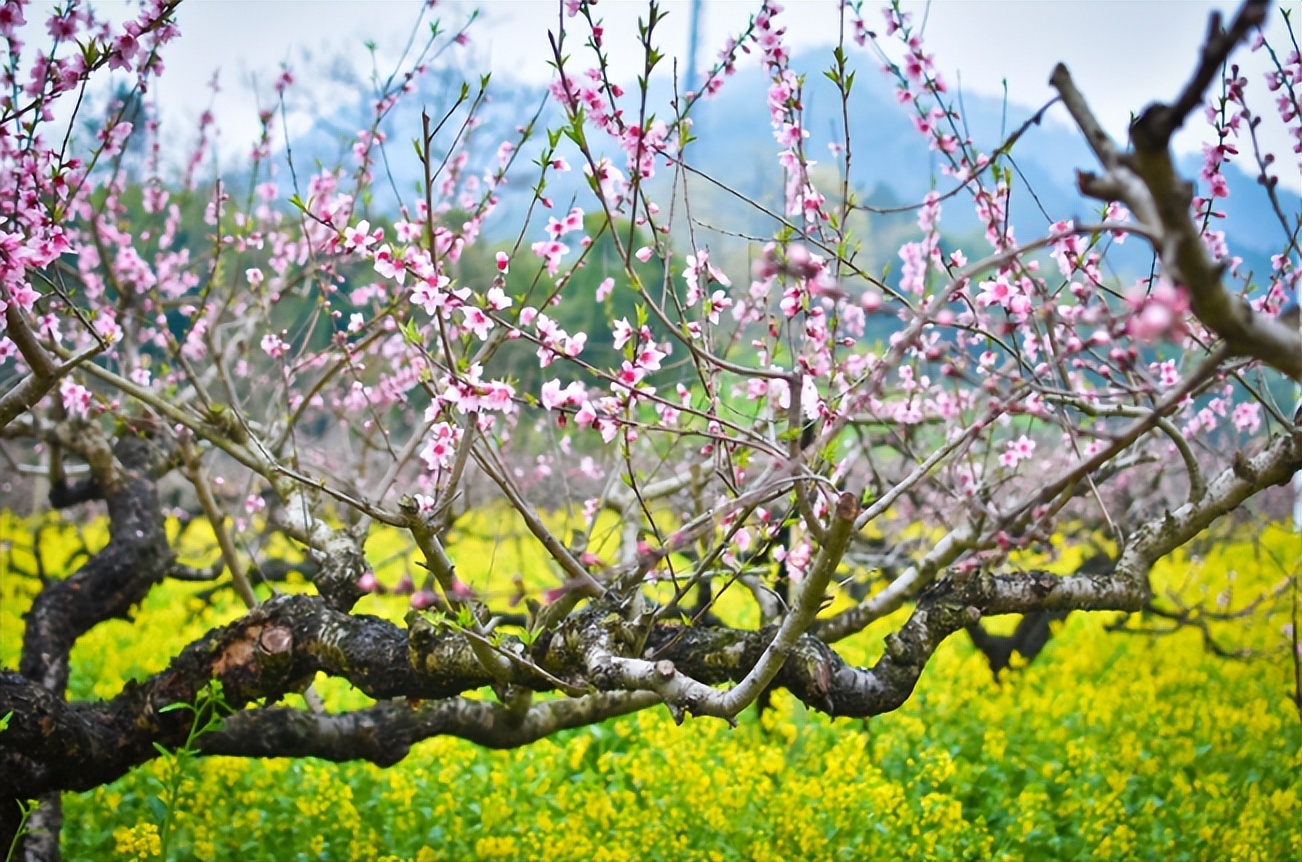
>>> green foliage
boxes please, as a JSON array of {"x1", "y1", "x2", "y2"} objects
[
  {"x1": 2, "y1": 515, "x2": 1299, "y2": 860},
  {"x1": 1, "y1": 710, "x2": 39, "y2": 862},
  {"x1": 152, "y1": 680, "x2": 232, "y2": 861},
  {"x1": 3, "y1": 799, "x2": 39, "y2": 862}
]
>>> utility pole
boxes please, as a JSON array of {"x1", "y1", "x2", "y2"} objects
[
  {"x1": 1294, "y1": 382, "x2": 1301, "y2": 530},
  {"x1": 685, "y1": 0, "x2": 702, "y2": 96}
]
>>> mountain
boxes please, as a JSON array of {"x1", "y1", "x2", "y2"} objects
[{"x1": 287, "y1": 46, "x2": 1298, "y2": 293}]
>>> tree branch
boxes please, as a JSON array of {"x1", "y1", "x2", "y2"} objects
[
  {"x1": 1050, "y1": 0, "x2": 1301, "y2": 381},
  {"x1": 199, "y1": 691, "x2": 660, "y2": 764}
]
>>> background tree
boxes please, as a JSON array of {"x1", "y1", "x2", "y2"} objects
[{"x1": 1, "y1": 0, "x2": 1299, "y2": 858}]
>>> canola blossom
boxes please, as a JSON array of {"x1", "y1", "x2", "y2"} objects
[{"x1": 2, "y1": 514, "x2": 1297, "y2": 861}]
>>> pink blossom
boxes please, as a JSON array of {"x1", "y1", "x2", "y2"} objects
[
  {"x1": 411, "y1": 274, "x2": 455, "y2": 316},
  {"x1": 485, "y1": 286, "x2": 511, "y2": 311},
  {"x1": 541, "y1": 379, "x2": 586, "y2": 411},
  {"x1": 1151, "y1": 358, "x2": 1181, "y2": 388},
  {"x1": 9, "y1": 283, "x2": 40, "y2": 313},
  {"x1": 704, "y1": 290, "x2": 732, "y2": 324},
  {"x1": 999, "y1": 435, "x2": 1036, "y2": 469},
  {"x1": 1126, "y1": 280, "x2": 1189, "y2": 343},
  {"x1": 574, "y1": 401, "x2": 598, "y2": 427},
  {"x1": 45, "y1": 10, "x2": 76, "y2": 40},
  {"x1": 461, "y1": 306, "x2": 494, "y2": 340},
  {"x1": 495, "y1": 251, "x2": 510, "y2": 273},
  {"x1": 344, "y1": 220, "x2": 380, "y2": 252},
  {"x1": 373, "y1": 244, "x2": 406, "y2": 283},
  {"x1": 634, "y1": 342, "x2": 667, "y2": 372},
  {"x1": 1232, "y1": 402, "x2": 1261, "y2": 433},
  {"x1": 779, "y1": 285, "x2": 803, "y2": 318},
  {"x1": 261, "y1": 332, "x2": 290, "y2": 359},
  {"x1": 584, "y1": 158, "x2": 627, "y2": 203},
  {"x1": 559, "y1": 207, "x2": 585, "y2": 235},
  {"x1": 612, "y1": 318, "x2": 634, "y2": 350},
  {"x1": 531, "y1": 239, "x2": 569, "y2": 275},
  {"x1": 561, "y1": 332, "x2": 587, "y2": 358},
  {"x1": 419, "y1": 422, "x2": 463, "y2": 470},
  {"x1": 683, "y1": 248, "x2": 731, "y2": 290},
  {"x1": 394, "y1": 221, "x2": 422, "y2": 243},
  {"x1": 59, "y1": 378, "x2": 92, "y2": 416},
  {"x1": 976, "y1": 275, "x2": 1013, "y2": 309}
]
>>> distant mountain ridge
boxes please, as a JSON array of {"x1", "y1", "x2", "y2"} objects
[{"x1": 291, "y1": 46, "x2": 1297, "y2": 289}]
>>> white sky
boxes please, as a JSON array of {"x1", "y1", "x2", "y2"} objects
[{"x1": 48, "y1": 1, "x2": 1302, "y2": 166}]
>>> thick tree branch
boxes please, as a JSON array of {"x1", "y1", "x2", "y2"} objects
[
  {"x1": 199, "y1": 691, "x2": 660, "y2": 764},
  {"x1": 1050, "y1": 0, "x2": 1302, "y2": 381},
  {"x1": 581, "y1": 492, "x2": 859, "y2": 722},
  {"x1": 19, "y1": 432, "x2": 177, "y2": 692},
  {"x1": 0, "y1": 343, "x2": 107, "y2": 430},
  {"x1": 0, "y1": 562, "x2": 1093, "y2": 797},
  {"x1": 1148, "y1": 0, "x2": 1270, "y2": 139},
  {"x1": 4, "y1": 427, "x2": 1296, "y2": 799},
  {"x1": 7, "y1": 427, "x2": 178, "y2": 861},
  {"x1": 0, "y1": 560, "x2": 1155, "y2": 797}
]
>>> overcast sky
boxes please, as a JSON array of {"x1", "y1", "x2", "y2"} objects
[{"x1": 81, "y1": 1, "x2": 1301, "y2": 166}]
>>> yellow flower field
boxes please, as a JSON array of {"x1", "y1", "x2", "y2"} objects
[{"x1": 1, "y1": 512, "x2": 1298, "y2": 860}]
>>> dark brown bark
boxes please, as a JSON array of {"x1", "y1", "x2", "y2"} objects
[
  {"x1": 2, "y1": 428, "x2": 1297, "y2": 857},
  {"x1": 965, "y1": 611, "x2": 1069, "y2": 675},
  {"x1": 0, "y1": 563, "x2": 1144, "y2": 799},
  {"x1": 4, "y1": 432, "x2": 177, "y2": 861},
  {"x1": 20, "y1": 436, "x2": 175, "y2": 691}
]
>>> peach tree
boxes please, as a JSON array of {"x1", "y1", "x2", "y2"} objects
[{"x1": 1, "y1": 0, "x2": 1300, "y2": 858}]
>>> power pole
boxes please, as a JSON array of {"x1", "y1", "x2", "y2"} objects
[
  {"x1": 685, "y1": 0, "x2": 702, "y2": 96},
  {"x1": 1294, "y1": 382, "x2": 1301, "y2": 530}
]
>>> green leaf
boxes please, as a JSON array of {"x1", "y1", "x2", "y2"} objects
[
  {"x1": 145, "y1": 796, "x2": 168, "y2": 823},
  {"x1": 454, "y1": 604, "x2": 476, "y2": 629},
  {"x1": 401, "y1": 317, "x2": 420, "y2": 345}
]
